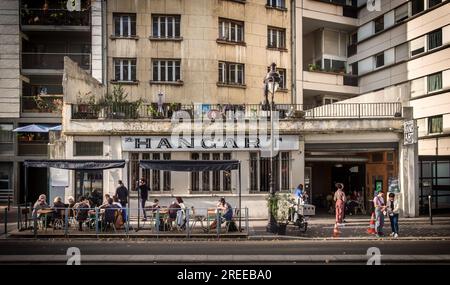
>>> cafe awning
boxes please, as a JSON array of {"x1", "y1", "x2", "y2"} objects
[
  {"x1": 139, "y1": 159, "x2": 240, "y2": 172},
  {"x1": 24, "y1": 159, "x2": 126, "y2": 170}
]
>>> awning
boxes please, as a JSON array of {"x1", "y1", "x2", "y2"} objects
[
  {"x1": 139, "y1": 160, "x2": 240, "y2": 172},
  {"x1": 24, "y1": 159, "x2": 126, "y2": 170},
  {"x1": 13, "y1": 124, "x2": 62, "y2": 133}
]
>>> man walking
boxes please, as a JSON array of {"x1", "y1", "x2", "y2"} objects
[
  {"x1": 137, "y1": 178, "x2": 149, "y2": 221},
  {"x1": 115, "y1": 180, "x2": 128, "y2": 208}
]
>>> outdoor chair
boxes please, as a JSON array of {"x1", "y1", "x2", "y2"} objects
[
  {"x1": 103, "y1": 207, "x2": 117, "y2": 233},
  {"x1": 189, "y1": 206, "x2": 206, "y2": 231},
  {"x1": 52, "y1": 209, "x2": 66, "y2": 231}
]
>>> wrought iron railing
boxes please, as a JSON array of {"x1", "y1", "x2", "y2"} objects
[{"x1": 71, "y1": 103, "x2": 403, "y2": 120}]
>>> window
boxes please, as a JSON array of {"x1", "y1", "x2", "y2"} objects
[
  {"x1": 267, "y1": 27, "x2": 286, "y2": 49},
  {"x1": 152, "y1": 15, "x2": 181, "y2": 38},
  {"x1": 191, "y1": 153, "x2": 232, "y2": 192},
  {"x1": 0, "y1": 124, "x2": 13, "y2": 144},
  {"x1": 74, "y1": 142, "x2": 103, "y2": 156},
  {"x1": 152, "y1": 59, "x2": 181, "y2": 82},
  {"x1": 375, "y1": 52, "x2": 384, "y2": 68},
  {"x1": 114, "y1": 58, "x2": 136, "y2": 81},
  {"x1": 395, "y1": 3, "x2": 409, "y2": 23},
  {"x1": 267, "y1": 67, "x2": 286, "y2": 89},
  {"x1": 113, "y1": 13, "x2": 136, "y2": 37},
  {"x1": 428, "y1": 115, "x2": 443, "y2": 134},
  {"x1": 427, "y1": 72, "x2": 442, "y2": 92},
  {"x1": 323, "y1": 98, "x2": 339, "y2": 105},
  {"x1": 374, "y1": 16, "x2": 384, "y2": 33},
  {"x1": 163, "y1": 153, "x2": 171, "y2": 191},
  {"x1": 218, "y1": 61, "x2": 245, "y2": 85},
  {"x1": 428, "y1": 0, "x2": 441, "y2": 8},
  {"x1": 250, "y1": 152, "x2": 290, "y2": 192},
  {"x1": 218, "y1": 18, "x2": 244, "y2": 43},
  {"x1": 410, "y1": 36, "x2": 425, "y2": 56},
  {"x1": 411, "y1": 0, "x2": 424, "y2": 16},
  {"x1": 152, "y1": 153, "x2": 160, "y2": 191},
  {"x1": 267, "y1": 0, "x2": 286, "y2": 9},
  {"x1": 428, "y1": 29, "x2": 442, "y2": 50}
]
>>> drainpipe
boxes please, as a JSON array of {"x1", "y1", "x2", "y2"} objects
[
  {"x1": 102, "y1": 0, "x2": 108, "y2": 86},
  {"x1": 290, "y1": 0, "x2": 296, "y2": 104}
]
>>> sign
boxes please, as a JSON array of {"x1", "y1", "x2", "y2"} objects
[
  {"x1": 50, "y1": 168, "x2": 69, "y2": 187},
  {"x1": 375, "y1": 180, "x2": 383, "y2": 193},
  {"x1": 404, "y1": 120, "x2": 417, "y2": 145},
  {"x1": 388, "y1": 177, "x2": 400, "y2": 193},
  {"x1": 67, "y1": 0, "x2": 81, "y2": 12},
  {"x1": 122, "y1": 135, "x2": 299, "y2": 152}
]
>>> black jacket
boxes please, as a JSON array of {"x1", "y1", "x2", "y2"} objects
[
  {"x1": 138, "y1": 184, "x2": 149, "y2": 201},
  {"x1": 115, "y1": 185, "x2": 129, "y2": 203}
]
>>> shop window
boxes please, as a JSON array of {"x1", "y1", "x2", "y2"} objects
[
  {"x1": 75, "y1": 170, "x2": 103, "y2": 206},
  {"x1": 387, "y1": 152, "x2": 394, "y2": 162},
  {"x1": 152, "y1": 153, "x2": 161, "y2": 191},
  {"x1": 191, "y1": 153, "x2": 231, "y2": 192},
  {"x1": 250, "y1": 152, "x2": 289, "y2": 192},
  {"x1": 163, "y1": 153, "x2": 171, "y2": 191}
]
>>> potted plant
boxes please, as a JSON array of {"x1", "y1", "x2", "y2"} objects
[{"x1": 267, "y1": 193, "x2": 292, "y2": 235}]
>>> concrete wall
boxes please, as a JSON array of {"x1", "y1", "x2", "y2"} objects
[
  {"x1": 0, "y1": 0, "x2": 20, "y2": 118},
  {"x1": 91, "y1": 0, "x2": 104, "y2": 83},
  {"x1": 106, "y1": 0, "x2": 292, "y2": 105}
]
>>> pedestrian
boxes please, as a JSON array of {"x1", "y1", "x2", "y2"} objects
[
  {"x1": 386, "y1": 192, "x2": 399, "y2": 238},
  {"x1": 137, "y1": 178, "x2": 149, "y2": 221},
  {"x1": 334, "y1": 183, "x2": 346, "y2": 224},
  {"x1": 373, "y1": 190, "x2": 386, "y2": 237},
  {"x1": 115, "y1": 180, "x2": 128, "y2": 208}
]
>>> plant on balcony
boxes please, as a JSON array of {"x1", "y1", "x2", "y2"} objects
[
  {"x1": 308, "y1": 64, "x2": 321, "y2": 72},
  {"x1": 33, "y1": 95, "x2": 63, "y2": 113},
  {"x1": 102, "y1": 85, "x2": 142, "y2": 119}
]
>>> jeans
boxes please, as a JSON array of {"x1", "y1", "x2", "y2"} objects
[
  {"x1": 141, "y1": 199, "x2": 147, "y2": 219},
  {"x1": 375, "y1": 209, "x2": 385, "y2": 235},
  {"x1": 389, "y1": 213, "x2": 399, "y2": 234}
]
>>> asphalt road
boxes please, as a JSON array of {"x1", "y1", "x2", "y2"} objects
[{"x1": 1, "y1": 239, "x2": 450, "y2": 256}]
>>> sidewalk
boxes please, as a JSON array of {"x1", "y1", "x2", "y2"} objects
[{"x1": 248, "y1": 215, "x2": 450, "y2": 240}]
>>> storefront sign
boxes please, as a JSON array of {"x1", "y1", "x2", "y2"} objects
[
  {"x1": 121, "y1": 135, "x2": 299, "y2": 152},
  {"x1": 404, "y1": 120, "x2": 417, "y2": 145}
]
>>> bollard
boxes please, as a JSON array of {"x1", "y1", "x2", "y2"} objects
[
  {"x1": 4, "y1": 208, "x2": 7, "y2": 238},
  {"x1": 7, "y1": 195, "x2": 11, "y2": 212},
  {"x1": 428, "y1": 195, "x2": 433, "y2": 225}
]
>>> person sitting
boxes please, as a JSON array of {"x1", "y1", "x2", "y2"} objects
[
  {"x1": 52, "y1": 196, "x2": 66, "y2": 220},
  {"x1": 167, "y1": 198, "x2": 182, "y2": 230},
  {"x1": 112, "y1": 195, "x2": 122, "y2": 208},
  {"x1": 99, "y1": 194, "x2": 111, "y2": 209},
  {"x1": 67, "y1": 196, "x2": 76, "y2": 220},
  {"x1": 210, "y1": 197, "x2": 233, "y2": 230},
  {"x1": 32, "y1": 194, "x2": 51, "y2": 228},
  {"x1": 74, "y1": 196, "x2": 90, "y2": 231},
  {"x1": 103, "y1": 198, "x2": 120, "y2": 231}
]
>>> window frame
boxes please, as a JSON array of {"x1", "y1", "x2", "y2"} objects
[
  {"x1": 190, "y1": 152, "x2": 233, "y2": 193},
  {"x1": 428, "y1": 115, "x2": 443, "y2": 134},
  {"x1": 267, "y1": 26, "x2": 286, "y2": 50},
  {"x1": 152, "y1": 14, "x2": 181, "y2": 39},
  {"x1": 113, "y1": 58, "x2": 137, "y2": 82},
  {"x1": 427, "y1": 72, "x2": 443, "y2": 93},
  {"x1": 113, "y1": 13, "x2": 136, "y2": 38},
  {"x1": 218, "y1": 61, "x2": 245, "y2": 86},
  {"x1": 218, "y1": 18, "x2": 245, "y2": 43},
  {"x1": 74, "y1": 141, "x2": 103, "y2": 157},
  {"x1": 152, "y1": 59, "x2": 182, "y2": 82},
  {"x1": 374, "y1": 52, "x2": 385, "y2": 69},
  {"x1": 427, "y1": 29, "x2": 442, "y2": 51}
]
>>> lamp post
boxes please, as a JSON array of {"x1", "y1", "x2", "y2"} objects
[{"x1": 264, "y1": 63, "x2": 281, "y2": 233}]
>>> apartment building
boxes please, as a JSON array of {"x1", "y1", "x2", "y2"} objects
[
  {"x1": 338, "y1": 0, "x2": 449, "y2": 212},
  {"x1": 0, "y1": 0, "x2": 104, "y2": 205}
]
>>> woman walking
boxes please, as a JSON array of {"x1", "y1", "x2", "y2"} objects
[{"x1": 334, "y1": 183, "x2": 346, "y2": 224}]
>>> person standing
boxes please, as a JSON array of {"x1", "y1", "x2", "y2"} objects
[
  {"x1": 137, "y1": 178, "x2": 149, "y2": 221},
  {"x1": 333, "y1": 183, "x2": 346, "y2": 224},
  {"x1": 373, "y1": 190, "x2": 386, "y2": 237},
  {"x1": 115, "y1": 180, "x2": 128, "y2": 208},
  {"x1": 386, "y1": 192, "x2": 399, "y2": 238}
]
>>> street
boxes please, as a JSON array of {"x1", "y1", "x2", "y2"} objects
[{"x1": 1, "y1": 239, "x2": 450, "y2": 264}]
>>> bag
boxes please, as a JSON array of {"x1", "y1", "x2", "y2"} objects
[
  {"x1": 227, "y1": 221, "x2": 238, "y2": 232},
  {"x1": 115, "y1": 211, "x2": 124, "y2": 229}
]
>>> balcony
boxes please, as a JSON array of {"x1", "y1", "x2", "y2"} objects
[
  {"x1": 0, "y1": 142, "x2": 13, "y2": 155},
  {"x1": 21, "y1": 95, "x2": 63, "y2": 115},
  {"x1": 21, "y1": 53, "x2": 91, "y2": 74},
  {"x1": 18, "y1": 142, "x2": 48, "y2": 156},
  {"x1": 303, "y1": 70, "x2": 359, "y2": 93},
  {"x1": 70, "y1": 102, "x2": 402, "y2": 121},
  {"x1": 20, "y1": 8, "x2": 90, "y2": 31}
]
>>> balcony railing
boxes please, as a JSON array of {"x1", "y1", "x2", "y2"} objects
[
  {"x1": 21, "y1": 95, "x2": 63, "y2": 114},
  {"x1": 71, "y1": 103, "x2": 403, "y2": 120},
  {"x1": 20, "y1": 8, "x2": 90, "y2": 26},
  {"x1": 18, "y1": 142, "x2": 48, "y2": 156},
  {"x1": 22, "y1": 53, "x2": 91, "y2": 71},
  {"x1": 343, "y1": 74, "x2": 358, "y2": 86},
  {"x1": 0, "y1": 142, "x2": 13, "y2": 155}
]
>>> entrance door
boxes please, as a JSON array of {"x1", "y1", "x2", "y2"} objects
[
  {"x1": 366, "y1": 164, "x2": 387, "y2": 211},
  {"x1": 20, "y1": 164, "x2": 48, "y2": 204}
]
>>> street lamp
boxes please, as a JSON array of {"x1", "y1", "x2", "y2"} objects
[{"x1": 264, "y1": 62, "x2": 281, "y2": 233}]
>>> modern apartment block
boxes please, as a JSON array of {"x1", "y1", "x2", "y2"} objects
[{"x1": 0, "y1": 0, "x2": 103, "y2": 205}]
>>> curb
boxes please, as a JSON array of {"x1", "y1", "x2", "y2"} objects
[{"x1": 248, "y1": 235, "x2": 450, "y2": 241}]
